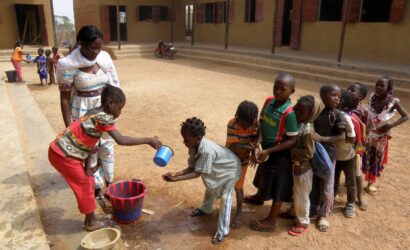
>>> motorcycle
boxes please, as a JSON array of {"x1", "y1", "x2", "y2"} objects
[{"x1": 155, "y1": 40, "x2": 177, "y2": 58}]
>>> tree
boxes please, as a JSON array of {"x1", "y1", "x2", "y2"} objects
[{"x1": 54, "y1": 15, "x2": 76, "y2": 47}]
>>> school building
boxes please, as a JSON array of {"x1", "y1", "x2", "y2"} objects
[
  {"x1": 74, "y1": 0, "x2": 410, "y2": 64},
  {"x1": 0, "y1": 0, "x2": 55, "y2": 49}
]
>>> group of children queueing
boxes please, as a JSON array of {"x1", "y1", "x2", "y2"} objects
[
  {"x1": 48, "y1": 72, "x2": 408, "y2": 244},
  {"x1": 31, "y1": 46, "x2": 60, "y2": 85}
]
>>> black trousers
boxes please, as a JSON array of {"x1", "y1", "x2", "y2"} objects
[{"x1": 334, "y1": 156, "x2": 357, "y2": 205}]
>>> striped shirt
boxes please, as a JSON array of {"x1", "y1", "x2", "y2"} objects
[
  {"x1": 188, "y1": 138, "x2": 241, "y2": 197},
  {"x1": 226, "y1": 117, "x2": 259, "y2": 164}
]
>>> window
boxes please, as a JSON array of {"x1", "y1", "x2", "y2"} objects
[
  {"x1": 139, "y1": 6, "x2": 152, "y2": 21},
  {"x1": 361, "y1": 0, "x2": 392, "y2": 22},
  {"x1": 204, "y1": 3, "x2": 214, "y2": 23},
  {"x1": 245, "y1": 0, "x2": 256, "y2": 22},
  {"x1": 245, "y1": 0, "x2": 263, "y2": 23},
  {"x1": 160, "y1": 6, "x2": 169, "y2": 21},
  {"x1": 319, "y1": 0, "x2": 343, "y2": 21}
]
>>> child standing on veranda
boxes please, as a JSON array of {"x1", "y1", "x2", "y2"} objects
[
  {"x1": 45, "y1": 49, "x2": 55, "y2": 85},
  {"x1": 347, "y1": 82, "x2": 369, "y2": 210},
  {"x1": 288, "y1": 95, "x2": 324, "y2": 236},
  {"x1": 312, "y1": 84, "x2": 346, "y2": 232},
  {"x1": 362, "y1": 77, "x2": 408, "y2": 194},
  {"x1": 225, "y1": 101, "x2": 259, "y2": 228},
  {"x1": 334, "y1": 91, "x2": 358, "y2": 218},
  {"x1": 48, "y1": 85, "x2": 162, "y2": 231},
  {"x1": 247, "y1": 73, "x2": 299, "y2": 232},
  {"x1": 33, "y1": 48, "x2": 48, "y2": 85},
  {"x1": 162, "y1": 117, "x2": 241, "y2": 244}
]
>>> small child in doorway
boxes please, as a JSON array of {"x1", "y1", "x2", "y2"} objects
[
  {"x1": 288, "y1": 95, "x2": 324, "y2": 236},
  {"x1": 45, "y1": 49, "x2": 55, "y2": 84},
  {"x1": 362, "y1": 77, "x2": 408, "y2": 194},
  {"x1": 162, "y1": 117, "x2": 241, "y2": 244},
  {"x1": 48, "y1": 85, "x2": 162, "y2": 231},
  {"x1": 33, "y1": 48, "x2": 48, "y2": 85},
  {"x1": 347, "y1": 82, "x2": 369, "y2": 210},
  {"x1": 334, "y1": 90, "x2": 357, "y2": 218},
  {"x1": 225, "y1": 100, "x2": 259, "y2": 228},
  {"x1": 312, "y1": 84, "x2": 346, "y2": 232}
]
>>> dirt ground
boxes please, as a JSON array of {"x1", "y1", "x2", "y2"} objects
[{"x1": 24, "y1": 57, "x2": 410, "y2": 249}]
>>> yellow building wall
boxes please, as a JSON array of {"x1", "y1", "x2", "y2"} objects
[
  {"x1": 0, "y1": 0, "x2": 54, "y2": 49},
  {"x1": 299, "y1": 22, "x2": 341, "y2": 55},
  {"x1": 343, "y1": 4, "x2": 410, "y2": 64},
  {"x1": 229, "y1": 0, "x2": 274, "y2": 48},
  {"x1": 74, "y1": 0, "x2": 174, "y2": 43}
]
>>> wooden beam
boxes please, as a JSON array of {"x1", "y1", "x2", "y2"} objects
[
  {"x1": 191, "y1": 0, "x2": 196, "y2": 46},
  {"x1": 224, "y1": 0, "x2": 230, "y2": 49},
  {"x1": 337, "y1": 0, "x2": 351, "y2": 63}
]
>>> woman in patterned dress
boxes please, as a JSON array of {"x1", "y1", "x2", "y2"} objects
[{"x1": 57, "y1": 25, "x2": 121, "y2": 196}]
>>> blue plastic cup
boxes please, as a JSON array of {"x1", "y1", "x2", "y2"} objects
[
  {"x1": 26, "y1": 54, "x2": 31, "y2": 61},
  {"x1": 153, "y1": 145, "x2": 174, "y2": 167}
]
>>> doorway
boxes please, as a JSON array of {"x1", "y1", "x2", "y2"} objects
[
  {"x1": 185, "y1": 5, "x2": 193, "y2": 41},
  {"x1": 14, "y1": 4, "x2": 48, "y2": 45},
  {"x1": 274, "y1": 0, "x2": 302, "y2": 49},
  {"x1": 108, "y1": 5, "x2": 127, "y2": 41}
]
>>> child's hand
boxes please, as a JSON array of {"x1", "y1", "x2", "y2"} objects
[
  {"x1": 162, "y1": 172, "x2": 177, "y2": 182},
  {"x1": 86, "y1": 167, "x2": 99, "y2": 177},
  {"x1": 255, "y1": 149, "x2": 269, "y2": 164},
  {"x1": 149, "y1": 137, "x2": 162, "y2": 149},
  {"x1": 377, "y1": 124, "x2": 392, "y2": 134},
  {"x1": 313, "y1": 132, "x2": 321, "y2": 142}
]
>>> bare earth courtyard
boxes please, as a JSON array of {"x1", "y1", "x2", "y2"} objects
[{"x1": 19, "y1": 57, "x2": 410, "y2": 249}]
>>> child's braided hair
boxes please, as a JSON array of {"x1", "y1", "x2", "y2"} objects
[
  {"x1": 101, "y1": 84, "x2": 126, "y2": 110},
  {"x1": 181, "y1": 117, "x2": 206, "y2": 137},
  {"x1": 235, "y1": 100, "x2": 259, "y2": 124}
]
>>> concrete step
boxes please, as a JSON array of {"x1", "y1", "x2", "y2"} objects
[
  {"x1": 178, "y1": 53, "x2": 410, "y2": 99},
  {"x1": 0, "y1": 82, "x2": 49, "y2": 249},
  {"x1": 179, "y1": 44, "x2": 410, "y2": 79},
  {"x1": 4, "y1": 82, "x2": 92, "y2": 249},
  {"x1": 178, "y1": 47, "x2": 410, "y2": 88}
]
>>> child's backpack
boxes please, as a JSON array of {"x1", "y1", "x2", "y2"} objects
[
  {"x1": 311, "y1": 141, "x2": 332, "y2": 180},
  {"x1": 349, "y1": 112, "x2": 366, "y2": 155}
]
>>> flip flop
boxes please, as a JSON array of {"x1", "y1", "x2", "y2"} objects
[
  {"x1": 250, "y1": 220, "x2": 275, "y2": 232},
  {"x1": 288, "y1": 224, "x2": 310, "y2": 236},
  {"x1": 212, "y1": 232, "x2": 224, "y2": 244},
  {"x1": 243, "y1": 195, "x2": 264, "y2": 205},
  {"x1": 83, "y1": 214, "x2": 113, "y2": 225},
  {"x1": 318, "y1": 217, "x2": 329, "y2": 232},
  {"x1": 365, "y1": 184, "x2": 377, "y2": 194},
  {"x1": 191, "y1": 208, "x2": 207, "y2": 217}
]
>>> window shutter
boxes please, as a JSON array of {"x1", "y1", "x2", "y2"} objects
[
  {"x1": 214, "y1": 2, "x2": 223, "y2": 23},
  {"x1": 290, "y1": 0, "x2": 303, "y2": 49},
  {"x1": 347, "y1": 0, "x2": 361, "y2": 22},
  {"x1": 152, "y1": 6, "x2": 161, "y2": 22},
  {"x1": 100, "y1": 5, "x2": 111, "y2": 42},
  {"x1": 389, "y1": 0, "x2": 405, "y2": 23},
  {"x1": 255, "y1": 0, "x2": 264, "y2": 22},
  {"x1": 303, "y1": 0, "x2": 319, "y2": 21},
  {"x1": 168, "y1": 6, "x2": 176, "y2": 21},
  {"x1": 229, "y1": 0, "x2": 235, "y2": 23},
  {"x1": 197, "y1": 3, "x2": 204, "y2": 23},
  {"x1": 245, "y1": 0, "x2": 250, "y2": 22},
  {"x1": 274, "y1": 0, "x2": 285, "y2": 46}
]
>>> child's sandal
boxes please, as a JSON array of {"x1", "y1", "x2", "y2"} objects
[
  {"x1": 211, "y1": 232, "x2": 224, "y2": 244},
  {"x1": 191, "y1": 208, "x2": 207, "y2": 217},
  {"x1": 288, "y1": 224, "x2": 309, "y2": 236}
]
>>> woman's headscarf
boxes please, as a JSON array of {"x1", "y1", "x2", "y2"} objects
[{"x1": 56, "y1": 47, "x2": 120, "y2": 87}]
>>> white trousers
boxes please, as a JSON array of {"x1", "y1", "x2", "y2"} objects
[
  {"x1": 293, "y1": 168, "x2": 313, "y2": 225},
  {"x1": 199, "y1": 189, "x2": 233, "y2": 236}
]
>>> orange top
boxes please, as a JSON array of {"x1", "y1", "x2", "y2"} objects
[{"x1": 11, "y1": 47, "x2": 23, "y2": 61}]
